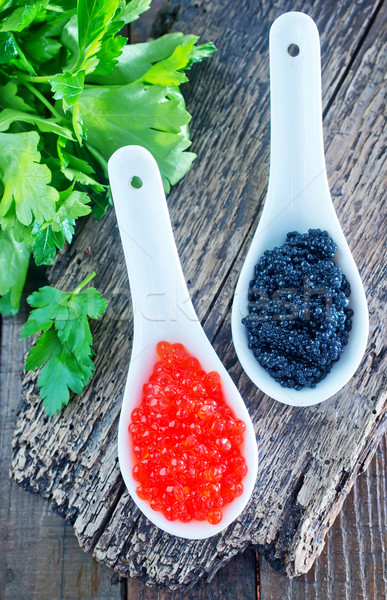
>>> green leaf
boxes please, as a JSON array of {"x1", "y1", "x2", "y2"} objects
[
  {"x1": 57, "y1": 190, "x2": 91, "y2": 219},
  {"x1": 78, "y1": 83, "x2": 196, "y2": 192},
  {"x1": 0, "y1": 290, "x2": 18, "y2": 315},
  {"x1": 22, "y1": 273, "x2": 107, "y2": 415},
  {"x1": 92, "y1": 30, "x2": 126, "y2": 77},
  {"x1": 50, "y1": 69, "x2": 85, "y2": 110},
  {"x1": 0, "y1": 131, "x2": 59, "y2": 226},
  {"x1": 0, "y1": 228, "x2": 30, "y2": 315},
  {"x1": 76, "y1": 0, "x2": 120, "y2": 73},
  {"x1": 26, "y1": 283, "x2": 68, "y2": 309},
  {"x1": 59, "y1": 13, "x2": 79, "y2": 68},
  {"x1": 0, "y1": 203, "x2": 34, "y2": 247},
  {"x1": 63, "y1": 165, "x2": 104, "y2": 187},
  {"x1": 136, "y1": 38, "x2": 197, "y2": 86},
  {"x1": 23, "y1": 34, "x2": 61, "y2": 65},
  {"x1": 0, "y1": 31, "x2": 17, "y2": 64},
  {"x1": 0, "y1": 107, "x2": 74, "y2": 139},
  {"x1": 121, "y1": 0, "x2": 151, "y2": 24},
  {"x1": 11, "y1": 32, "x2": 37, "y2": 75},
  {"x1": 89, "y1": 33, "x2": 198, "y2": 85},
  {"x1": 60, "y1": 11, "x2": 125, "y2": 76},
  {"x1": 88, "y1": 187, "x2": 112, "y2": 221},
  {"x1": 21, "y1": 285, "x2": 68, "y2": 336},
  {"x1": 60, "y1": 216, "x2": 75, "y2": 243},
  {"x1": 72, "y1": 102, "x2": 85, "y2": 144},
  {"x1": 187, "y1": 41, "x2": 216, "y2": 66},
  {"x1": 0, "y1": 81, "x2": 33, "y2": 112},
  {"x1": 31, "y1": 222, "x2": 66, "y2": 265},
  {"x1": 77, "y1": 0, "x2": 119, "y2": 52},
  {"x1": 57, "y1": 140, "x2": 104, "y2": 189},
  {"x1": 70, "y1": 285, "x2": 107, "y2": 319},
  {"x1": 0, "y1": 2, "x2": 48, "y2": 33},
  {"x1": 28, "y1": 328, "x2": 88, "y2": 416},
  {"x1": 30, "y1": 186, "x2": 89, "y2": 265},
  {"x1": 55, "y1": 297, "x2": 93, "y2": 362},
  {"x1": 25, "y1": 327, "x2": 61, "y2": 370}
]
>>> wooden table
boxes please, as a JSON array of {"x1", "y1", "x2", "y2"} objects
[{"x1": 1, "y1": 1, "x2": 386, "y2": 598}]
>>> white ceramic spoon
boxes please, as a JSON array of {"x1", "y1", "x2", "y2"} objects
[
  {"x1": 232, "y1": 12, "x2": 369, "y2": 407},
  {"x1": 108, "y1": 145, "x2": 258, "y2": 539}
]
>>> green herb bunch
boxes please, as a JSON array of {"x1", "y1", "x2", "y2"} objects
[
  {"x1": 0, "y1": 0, "x2": 215, "y2": 315},
  {"x1": 21, "y1": 271, "x2": 107, "y2": 415}
]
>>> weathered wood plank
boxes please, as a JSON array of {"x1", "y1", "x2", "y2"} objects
[
  {"x1": 9, "y1": 0, "x2": 387, "y2": 591},
  {"x1": 259, "y1": 435, "x2": 387, "y2": 600},
  {"x1": 0, "y1": 307, "x2": 122, "y2": 600},
  {"x1": 130, "y1": 0, "x2": 165, "y2": 43},
  {"x1": 126, "y1": 547, "x2": 257, "y2": 599},
  {"x1": 201, "y1": 0, "x2": 387, "y2": 578}
]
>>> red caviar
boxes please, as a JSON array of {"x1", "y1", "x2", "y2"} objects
[{"x1": 129, "y1": 342, "x2": 248, "y2": 524}]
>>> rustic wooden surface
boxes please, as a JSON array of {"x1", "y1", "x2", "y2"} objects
[
  {"x1": 2, "y1": 0, "x2": 386, "y2": 597},
  {"x1": 2, "y1": 316, "x2": 386, "y2": 599}
]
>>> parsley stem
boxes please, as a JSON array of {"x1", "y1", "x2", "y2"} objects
[
  {"x1": 73, "y1": 271, "x2": 96, "y2": 295},
  {"x1": 11, "y1": 35, "x2": 36, "y2": 77},
  {"x1": 86, "y1": 144, "x2": 108, "y2": 176},
  {"x1": 21, "y1": 79, "x2": 62, "y2": 120},
  {"x1": 24, "y1": 75, "x2": 52, "y2": 83},
  {"x1": 46, "y1": 4, "x2": 65, "y2": 12}
]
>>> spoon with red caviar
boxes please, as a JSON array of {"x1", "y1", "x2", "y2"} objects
[
  {"x1": 232, "y1": 12, "x2": 369, "y2": 406},
  {"x1": 108, "y1": 145, "x2": 258, "y2": 539}
]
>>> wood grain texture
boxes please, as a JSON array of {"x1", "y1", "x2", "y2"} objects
[
  {"x1": 129, "y1": 0, "x2": 165, "y2": 43},
  {"x1": 0, "y1": 305, "x2": 122, "y2": 600},
  {"x1": 122, "y1": 436, "x2": 386, "y2": 599},
  {"x1": 9, "y1": 0, "x2": 387, "y2": 591},
  {"x1": 126, "y1": 547, "x2": 257, "y2": 599},
  {"x1": 259, "y1": 435, "x2": 387, "y2": 600}
]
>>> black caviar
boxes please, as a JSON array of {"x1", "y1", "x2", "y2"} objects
[{"x1": 242, "y1": 229, "x2": 353, "y2": 390}]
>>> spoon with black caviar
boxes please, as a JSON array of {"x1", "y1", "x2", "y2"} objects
[
  {"x1": 231, "y1": 12, "x2": 369, "y2": 406},
  {"x1": 108, "y1": 145, "x2": 258, "y2": 539}
]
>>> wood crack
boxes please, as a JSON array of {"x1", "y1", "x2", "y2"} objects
[{"x1": 322, "y1": 0, "x2": 386, "y2": 120}]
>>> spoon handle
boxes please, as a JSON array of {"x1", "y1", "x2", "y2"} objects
[
  {"x1": 108, "y1": 146, "x2": 196, "y2": 332},
  {"x1": 265, "y1": 12, "x2": 330, "y2": 221}
]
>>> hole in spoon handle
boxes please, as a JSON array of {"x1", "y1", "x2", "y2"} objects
[
  {"x1": 268, "y1": 12, "x2": 329, "y2": 208},
  {"x1": 287, "y1": 43, "x2": 300, "y2": 57}
]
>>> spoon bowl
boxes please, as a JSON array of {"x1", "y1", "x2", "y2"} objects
[
  {"x1": 108, "y1": 145, "x2": 258, "y2": 539},
  {"x1": 232, "y1": 12, "x2": 369, "y2": 406}
]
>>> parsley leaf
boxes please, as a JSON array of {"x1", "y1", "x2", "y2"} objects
[
  {"x1": 21, "y1": 272, "x2": 107, "y2": 415},
  {"x1": 0, "y1": 131, "x2": 59, "y2": 226},
  {"x1": 77, "y1": 0, "x2": 120, "y2": 73},
  {"x1": 32, "y1": 218, "x2": 74, "y2": 266},
  {"x1": 23, "y1": 33, "x2": 61, "y2": 65},
  {"x1": 0, "y1": 31, "x2": 18, "y2": 65},
  {"x1": 0, "y1": 81, "x2": 32, "y2": 112},
  {"x1": 136, "y1": 37, "x2": 197, "y2": 86},
  {"x1": 78, "y1": 83, "x2": 196, "y2": 192},
  {"x1": 50, "y1": 69, "x2": 86, "y2": 109},
  {"x1": 0, "y1": 228, "x2": 30, "y2": 315},
  {"x1": 0, "y1": 108, "x2": 74, "y2": 139},
  {"x1": 0, "y1": 2, "x2": 48, "y2": 34},
  {"x1": 92, "y1": 20, "x2": 126, "y2": 77},
  {"x1": 26, "y1": 328, "x2": 90, "y2": 415},
  {"x1": 87, "y1": 33, "x2": 203, "y2": 85},
  {"x1": 31, "y1": 189, "x2": 91, "y2": 265},
  {"x1": 121, "y1": 0, "x2": 151, "y2": 24},
  {"x1": 56, "y1": 188, "x2": 92, "y2": 219}
]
